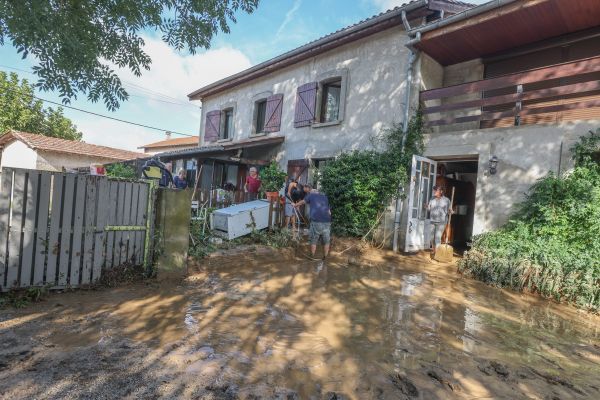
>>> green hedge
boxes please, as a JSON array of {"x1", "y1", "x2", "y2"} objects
[
  {"x1": 318, "y1": 114, "x2": 424, "y2": 236},
  {"x1": 459, "y1": 130, "x2": 600, "y2": 311}
]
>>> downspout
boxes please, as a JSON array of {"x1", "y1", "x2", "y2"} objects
[{"x1": 392, "y1": 17, "x2": 421, "y2": 252}]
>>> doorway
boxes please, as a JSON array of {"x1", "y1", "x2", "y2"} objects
[{"x1": 433, "y1": 158, "x2": 478, "y2": 250}]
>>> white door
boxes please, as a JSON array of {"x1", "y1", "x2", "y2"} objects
[{"x1": 404, "y1": 155, "x2": 437, "y2": 252}]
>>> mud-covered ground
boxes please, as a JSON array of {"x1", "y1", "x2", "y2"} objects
[{"x1": 1, "y1": 244, "x2": 599, "y2": 399}]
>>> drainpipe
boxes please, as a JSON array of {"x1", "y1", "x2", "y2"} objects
[{"x1": 392, "y1": 31, "x2": 420, "y2": 253}]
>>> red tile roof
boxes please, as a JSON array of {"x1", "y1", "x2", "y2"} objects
[
  {"x1": 0, "y1": 130, "x2": 147, "y2": 161},
  {"x1": 140, "y1": 136, "x2": 199, "y2": 149}
]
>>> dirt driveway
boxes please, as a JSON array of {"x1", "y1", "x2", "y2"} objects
[{"x1": 1, "y1": 246, "x2": 599, "y2": 399}]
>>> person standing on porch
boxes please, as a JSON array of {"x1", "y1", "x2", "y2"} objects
[
  {"x1": 244, "y1": 166, "x2": 261, "y2": 201},
  {"x1": 427, "y1": 185, "x2": 451, "y2": 256},
  {"x1": 173, "y1": 169, "x2": 188, "y2": 190}
]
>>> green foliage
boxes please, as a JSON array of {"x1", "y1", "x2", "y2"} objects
[
  {"x1": 0, "y1": 286, "x2": 48, "y2": 309},
  {"x1": 188, "y1": 219, "x2": 216, "y2": 259},
  {"x1": 459, "y1": 130, "x2": 600, "y2": 311},
  {"x1": 259, "y1": 161, "x2": 287, "y2": 192},
  {"x1": 319, "y1": 113, "x2": 424, "y2": 236},
  {"x1": 0, "y1": 72, "x2": 81, "y2": 140},
  {"x1": 246, "y1": 228, "x2": 294, "y2": 248},
  {"x1": 106, "y1": 163, "x2": 138, "y2": 179},
  {"x1": 0, "y1": 0, "x2": 259, "y2": 110}
]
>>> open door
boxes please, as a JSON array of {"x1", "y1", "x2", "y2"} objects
[{"x1": 404, "y1": 155, "x2": 437, "y2": 252}]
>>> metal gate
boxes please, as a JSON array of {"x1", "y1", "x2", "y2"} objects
[{"x1": 0, "y1": 167, "x2": 154, "y2": 291}]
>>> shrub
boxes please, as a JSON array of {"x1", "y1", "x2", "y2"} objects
[
  {"x1": 106, "y1": 163, "x2": 137, "y2": 179},
  {"x1": 318, "y1": 114, "x2": 424, "y2": 236},
  {"x1": 459, "y1": 129, "x2": 600, "y2": 311},
  {"x1": 260, "y1": 161, "x2": 287, "y2": 192}
]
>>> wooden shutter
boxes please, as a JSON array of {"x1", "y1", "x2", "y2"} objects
[
  {"x1": 204, "y1": 110, "x2": 221, "y2": 143},
  {"x1": 294, "y1": 82, "x2": 317, "y2": 128},
  {"x1": 264, "y1": 94, "x2": 284, "y2": 132}
]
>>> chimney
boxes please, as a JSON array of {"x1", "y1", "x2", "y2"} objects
[{"x1": 165, "y1": 131, "x2": 172, "y2": 140}]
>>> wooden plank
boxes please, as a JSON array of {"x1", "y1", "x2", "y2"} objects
[
  {"x1": 20, "y1": 171, "x2": 39, "y2": 287},
  {"x1": 135, "y1": 183, "x2": 149, "y2": 265},
  {"x1": 114, "y1": 182, "x2": 126, "y2": 266},
  {"x1": 127, "y1": 183, "x2": 139, "y2": 264},
  {"x1": 6, "y1": 170, "x2": 26, "y2": 289},
  {"x1": 0, "y1": 169, "x2": 13, "y2": 290},
  {"x1": 426, "y1": 109, "x2": 515, "y2": 127},
  {"x1": 104, "y1": 180, "x2": 119, "y2": 269},
  {"x1": 420, "y1": 55, "x2": 600, "y2": 100},
  {"x1": 57, "y1": 174, "x2": 75, "y2": 287},
  {"x1": 81, "y1": 176, "x2": 97, "y2": 284},
  {"x1": 422, "y1": 80, "x2": 600, "y2": 114},
  {"x1": 32, "y1": 172, "x2": 51, "y2": 286},
  {"x1": 92, "y1": 178, "x2": 109, "y2": 282},
  {"x1": 120, "y1": 182, "x2": 133, "y2": 265},
  {"x1": 69, "y1": 175, "x2": 86, "y2": 286},
  {"x1": 520, "y1": 98, "x2": 600, "y2": 117},
  {"x1": 46, "y1": 174, "x2": 64, "y2": 286}
]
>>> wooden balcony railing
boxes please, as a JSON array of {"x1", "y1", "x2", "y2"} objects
[{"x1": 420, "y1": 55, "x2": 600, "y2": 129}]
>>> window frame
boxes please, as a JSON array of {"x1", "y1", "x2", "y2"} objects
[
  {"x1": 251, "y1": 91, "x2": 273, "y2": 136},
  {"x1": 219, "y1": 107, "x2": 234, "y2": 141},
  {"x1": 313, "y1": 68, "x2": 348, "y2": 128}
]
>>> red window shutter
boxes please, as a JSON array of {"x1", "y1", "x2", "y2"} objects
[
  {"x1": 294, "y1": 82, "x2": 317, "y2": 128},
  {"x1": 204, "y1": 110, "x2": 221, "y2": 143},
  {"x1": 264, "y1": 94, "x2": 284, "y2": 133}
]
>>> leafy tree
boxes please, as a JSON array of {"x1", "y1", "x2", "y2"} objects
[
  {"x1": 0, "y1": 0, "x2": 260, "y2": 110},
  {"x1": 0, "y1": 71, "x2": 81, "y2": 140}
]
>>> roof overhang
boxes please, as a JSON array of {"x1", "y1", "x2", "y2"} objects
[
  {"x1": 157, "y1": 135, "x2": 285, "y2": 160},
  {"x1": 411, "y1": 0, "x2": 600, "y2": 66},
  {"x1": 188, "y1": 1, "x2": 477, "y2": 100}
]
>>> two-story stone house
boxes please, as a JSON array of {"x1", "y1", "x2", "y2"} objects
[{"x1": 162, "y1": 0, "x2": 600, "y2": 252}]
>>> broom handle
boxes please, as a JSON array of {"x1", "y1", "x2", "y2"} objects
[{"x1": 445, "y1": 187, "x2": 456, "y2": 245}]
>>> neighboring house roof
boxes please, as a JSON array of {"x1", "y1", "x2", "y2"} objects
[
  {"x1": 139, "y1": 136, "x2": 199, "y2": 150},
  {"x1": 188, "y1": 0, "x2": 474, "y2": 100},
  {"x1": 0, "y1": 130, "x2": 147, "y2": 161}
]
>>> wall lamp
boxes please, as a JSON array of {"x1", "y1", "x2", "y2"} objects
[{"x1": 489, "y1": 155, "x2": 499, "y2": 175}]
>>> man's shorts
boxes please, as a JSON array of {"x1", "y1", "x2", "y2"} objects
[{"x1": 309, "y1": 222, "x2": 331, "y2": 245}]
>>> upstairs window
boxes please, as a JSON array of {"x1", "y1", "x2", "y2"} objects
[
  {"x1": 221, "y1": 108, "x2": 233, "y2": 140},
  {"x1": 255, "y1": 100, "x2": 267, "y2": 134},
  {"x1": 320, "y1": 78, "x2": 342, "y2": 123}
]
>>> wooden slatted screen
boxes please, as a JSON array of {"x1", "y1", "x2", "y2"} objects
[
  {"x1": 0, "y1": 168, "x2": 153, "y2": 291},
  {"x1": 294, "y1": 82, "x2": 318, "y2": 127}
]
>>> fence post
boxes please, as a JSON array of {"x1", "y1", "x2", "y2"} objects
[
  {"x1": 143, "y1": 180, "x2": 157, "y2": 276},
  {"x1": 515, "y1": 84, "x2": 523, "y2": 126}
]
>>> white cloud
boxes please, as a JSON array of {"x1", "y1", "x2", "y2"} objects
[
  {"x1": 116, "y1": 36, "x2": 252, "y2": 103},
  {"x1": 277, "y1": 0, "x2": 303, "y2": 37},
  {"x1": 74, "y1": 36, "x2": 252, "y2": 152}
]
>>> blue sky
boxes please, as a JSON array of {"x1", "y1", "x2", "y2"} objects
[{"x1": 0, "y1": 0, "x2": 488, "y2": 151}]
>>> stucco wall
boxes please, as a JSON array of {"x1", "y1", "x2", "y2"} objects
[
  {"x1": 0, "y1": 140, "x2": 38, "y2": 170},
  {"x1": 423, "y1": 120, "x2": 598, "y2": 234},
  {"x1": 36, "y1": 151, "x2": 124, "y2": 172},
  {"x1": 198, "y1": 28, "x2": 411, "y2": 167}
]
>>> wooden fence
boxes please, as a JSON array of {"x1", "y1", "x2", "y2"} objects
[{"x1": 0, "y1": 168, "x2": 153, "y2": 291}]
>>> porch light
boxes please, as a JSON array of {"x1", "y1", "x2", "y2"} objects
[{"x1": 489, "y1": 155, "x2": 499, "y2": 175}]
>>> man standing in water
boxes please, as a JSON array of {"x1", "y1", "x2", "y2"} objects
[
  {"x1": 294, "y1": 184, "x2": 331, "y2": 259},
  {"x1": 427, "y1": 185, "x2": 451, "y2": 256},
  {"x1": 244, "y1": 166, "x2": 261, "y2": 201}
]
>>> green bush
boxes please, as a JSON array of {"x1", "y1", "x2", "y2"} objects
[
  {"x1": 318, "y1": 114, "x2": 424, "y2": 236},
  {"x1": 106, "y1": 163, "x2": 137, "y2": 179},
  {"x1": 260, "y1": 161, "x2": 287, "y2": 192},
  {"x1": 459, "y1": 130, "x2": 600, "y2": 311}
]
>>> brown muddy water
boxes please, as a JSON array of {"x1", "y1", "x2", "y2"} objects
[{"x1": 0, "y1": 248, "x2": 599, "y2": 399}]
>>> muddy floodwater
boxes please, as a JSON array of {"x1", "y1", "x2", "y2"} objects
[{"x1": 1, "y1": 247, "x2": 599, "y2": 399}]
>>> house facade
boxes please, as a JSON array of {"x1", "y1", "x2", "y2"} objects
[
  {"x1": 0, "y1": 130, "x2": 147, "y2": 172},
  {"x1": 177, "y1": 0, "x2": 600, "y2": 252}
]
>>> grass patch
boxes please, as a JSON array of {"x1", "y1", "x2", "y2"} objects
[{"x1": 0, "y1": 286, "x2": 49, "y2": 309}]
